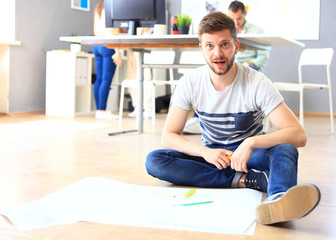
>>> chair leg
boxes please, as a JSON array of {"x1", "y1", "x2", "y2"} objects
[
  {"x1": 299, "y1": 88, "x2": 304, "y2": 127},
  {"x1": 152, "y1": 84, "x2": 156, "y2": 126},
  {"x1": 119, "y1": 85, "x2": 125, "y2": 124},
  {"x1": 328, "y1": 87, "x2": 334, "y2": 134}
]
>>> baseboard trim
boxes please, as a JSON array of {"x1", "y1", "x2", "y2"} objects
[
  {"x1": 3, "y1": 110, "x2": 45, "y2": 117},
  {"x1": 293, "y1": 111, "x2": 336, "y2": 117}
]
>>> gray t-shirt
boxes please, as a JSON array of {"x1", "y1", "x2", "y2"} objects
[{"x1": 173, "y1": 63, "x2": 283, "y2": 145}]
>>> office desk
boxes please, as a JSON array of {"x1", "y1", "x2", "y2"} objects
[
  {"x1": 60, "y1": 34, "x2": 304, "y2": 134},
  {"x1": 60, "y1": 34, "x2": 304, "y2": 49}
]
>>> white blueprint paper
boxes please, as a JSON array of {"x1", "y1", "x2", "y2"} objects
[{"x1": 1, "y1": 177, "x2": 262, "y2": 235}]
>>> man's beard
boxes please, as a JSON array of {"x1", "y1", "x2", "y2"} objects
[{"x1": 207, "y1": 56, "x2": 235, "y2": 75}]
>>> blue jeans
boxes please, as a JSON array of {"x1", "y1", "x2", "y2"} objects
[
  {"x1": 93, "y1": 46, "x2": 116, "y2": 110},
  {"x1": 146, "y1": 143, "x2": 298, "y2": 198}
]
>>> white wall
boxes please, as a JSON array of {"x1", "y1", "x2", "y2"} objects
[
  {"x1": 182, "y1": 0, "x2": 320, "y2": 40},
  {"x1": 7, "y1": 0, "x2": 98, "y2": 113},
  {"x1": 0, "y1": 0, "x2": 15, "y2": 40}
]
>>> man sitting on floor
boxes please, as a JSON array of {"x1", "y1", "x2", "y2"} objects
[{"x1": 145, "y1": 11, "x2": 320, "y2": 225}]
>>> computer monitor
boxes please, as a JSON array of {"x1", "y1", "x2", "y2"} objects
[{"x1": 104, "y1": 0, "x2": 167, "y2": 35}]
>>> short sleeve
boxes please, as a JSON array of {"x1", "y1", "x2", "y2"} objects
[
  {"x1": 256, "y1": 76, "x2": 284, "y2": 116},
  {"x1": 172, "y1": 75, "x2": 193, "y2": 111}
]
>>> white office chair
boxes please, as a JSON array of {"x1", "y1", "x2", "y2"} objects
[
  {"x1": 273, "y1": 48, "x2": 334, "y2": 133},
  {"x1": 118, "y1": 51, "x2": 176, "y2": 126},
  {"x1": 118, "y1": 79, "x2": 156, "y2": 123},
  {"x1": 119, "y1": 51, "x2": 203, "y2": 125}
]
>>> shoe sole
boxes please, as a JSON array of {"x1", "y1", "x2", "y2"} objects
[{"x1": 256, "y1": 184, "x2": 321, "y2": 225}]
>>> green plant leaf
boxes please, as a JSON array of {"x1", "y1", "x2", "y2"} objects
[{"x1": 176, "y1": 14, "x2": 192, "y2": 27}]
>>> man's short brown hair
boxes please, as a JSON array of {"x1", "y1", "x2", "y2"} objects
[
  {"x1": 198, "y1": 11, "x2": 237, "y2": 42},
  {"x1": 228, "y1": 1, "x2": 246, "y2": 15}
]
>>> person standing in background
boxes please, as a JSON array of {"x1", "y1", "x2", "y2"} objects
[
  {"x1": 228, "y1": 0, "x2": 269, "y2": 71},
  {"x1": 93, "y1": 0, "x2": 123, "y2": 120}
]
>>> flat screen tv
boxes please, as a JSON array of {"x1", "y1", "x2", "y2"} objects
[{"x1": 104, "y1": 0, "x2": 167, "y2": 35}]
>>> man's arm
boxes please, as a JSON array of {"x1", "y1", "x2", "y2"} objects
[
  {"x1": 161, "y1": 105, "x2": 233, "y2": 169},
  {"x1": 230, "y1": 102, "x2": 307, "y2": 172},
  {"x1": 241, "y1": 23, "x2": 270, "y2": 69},
  {"x1": 250, "y1": 49, "x2": 270, "y2": 70},
  {"x1": 161, "y1": 105, "x2": 203, "y2": 155}
]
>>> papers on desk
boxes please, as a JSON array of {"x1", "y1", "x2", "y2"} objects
[{"x1": 1, "y1": 177, "x2": 262, "y2": 235}]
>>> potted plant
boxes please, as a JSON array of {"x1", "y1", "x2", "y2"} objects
[{"x1": 176, "y1": 14, "x2": 192, "y2": 34}]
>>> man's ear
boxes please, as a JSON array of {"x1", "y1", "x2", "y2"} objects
[
  {"x1": 199, "y1": 43, "x2": 202, "y2": 49},
  {"x1": 235, "y1": 40, "x2": 240, "y2": 54}
]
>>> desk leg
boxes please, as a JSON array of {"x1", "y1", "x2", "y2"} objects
[
  {"x1": 136, "y1": 50, "x2": 144, "y2": 132},
  {"x1": 108, "y1": 49, "x2": 144, "y2": 136}
]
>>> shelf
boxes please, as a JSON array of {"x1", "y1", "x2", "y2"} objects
[
  {"x1": 0, "y1": 40, "x2": 21, "y2": 46},
  {"x1": 46, "y1": 51, "x2": 93, "y2": 117}
]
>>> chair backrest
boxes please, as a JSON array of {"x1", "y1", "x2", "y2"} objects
[
  {"x1": 143, "y1": 51, "x2": 176, "y2": 81},
  {"x1": 178, "y1": 51, "x2": 205, "y2": 75},
  {"x1": 298, "y1": 48, "x2": 334, "y2": 85},
  {"x1": 143, "y1": 51, "x2": 175, "y2": 64},
  {"x1": 299, "y1": 48, "x2": 334, "y2": 67},
  {"x1": 179, "y1": 51, "x2": 206, "y2": 65}
]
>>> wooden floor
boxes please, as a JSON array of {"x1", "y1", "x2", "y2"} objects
[{"x1": 0, "y1": 112, "x2": 335, "y2": 240}]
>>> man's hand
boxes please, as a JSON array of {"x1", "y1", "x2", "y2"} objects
[
  {"x1": 247, "y1": 62, "x2": 256, "y2": 67},
  {"x1": 230, "y1": 138, "x2": 254, "y2": 173},
  {"x1": 201, "y1": 148, "x2": 233, "y2": 170}
]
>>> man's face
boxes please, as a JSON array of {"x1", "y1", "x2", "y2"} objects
[
  {"x1": 199, "y1": 29, "x2": 239, "y2": 75},
  {"x1": 228, "y1": 10, "x2": 246, "y2": 30}
]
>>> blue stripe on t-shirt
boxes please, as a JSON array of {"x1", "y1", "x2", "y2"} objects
[{"x1": 197, "y1": 110, "x2": 264, "y2": 145}]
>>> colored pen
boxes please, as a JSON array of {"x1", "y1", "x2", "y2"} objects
[
  {"x1": 184, "y1": 188, "x2": 196, "y2": 198},
  {"x1": 226, "y1": 155, "x2": 232, "y2": 166},
  {"x1": 174, "y1": 201, "x2": 214, "y2": 206}
]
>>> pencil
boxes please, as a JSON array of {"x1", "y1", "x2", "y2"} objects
[{"x1": 175, "y1": 201, "x2": 214, "y2": 206}]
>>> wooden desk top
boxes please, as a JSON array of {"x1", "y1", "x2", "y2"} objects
[
  {"x1": 60, "y1": 35, "x2": 199, "y2": 49},
  {"x1": 60, "y1": 34, "x2": 304, "y2": 49}
]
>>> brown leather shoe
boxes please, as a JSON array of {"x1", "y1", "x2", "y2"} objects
[{"x1": 256, "y1": 184, "x2": 321, "y2": 225}]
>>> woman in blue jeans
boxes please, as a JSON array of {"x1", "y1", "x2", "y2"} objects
[
  {"x1": 93, "y1": 46, "x2": 118, "y2": 119},
  {"x1": 93, "y1": 0, "x2": 122, "y2": 120},
  {"x1": 146, "y1": 11, "x2": 320, "y2": 225}
]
